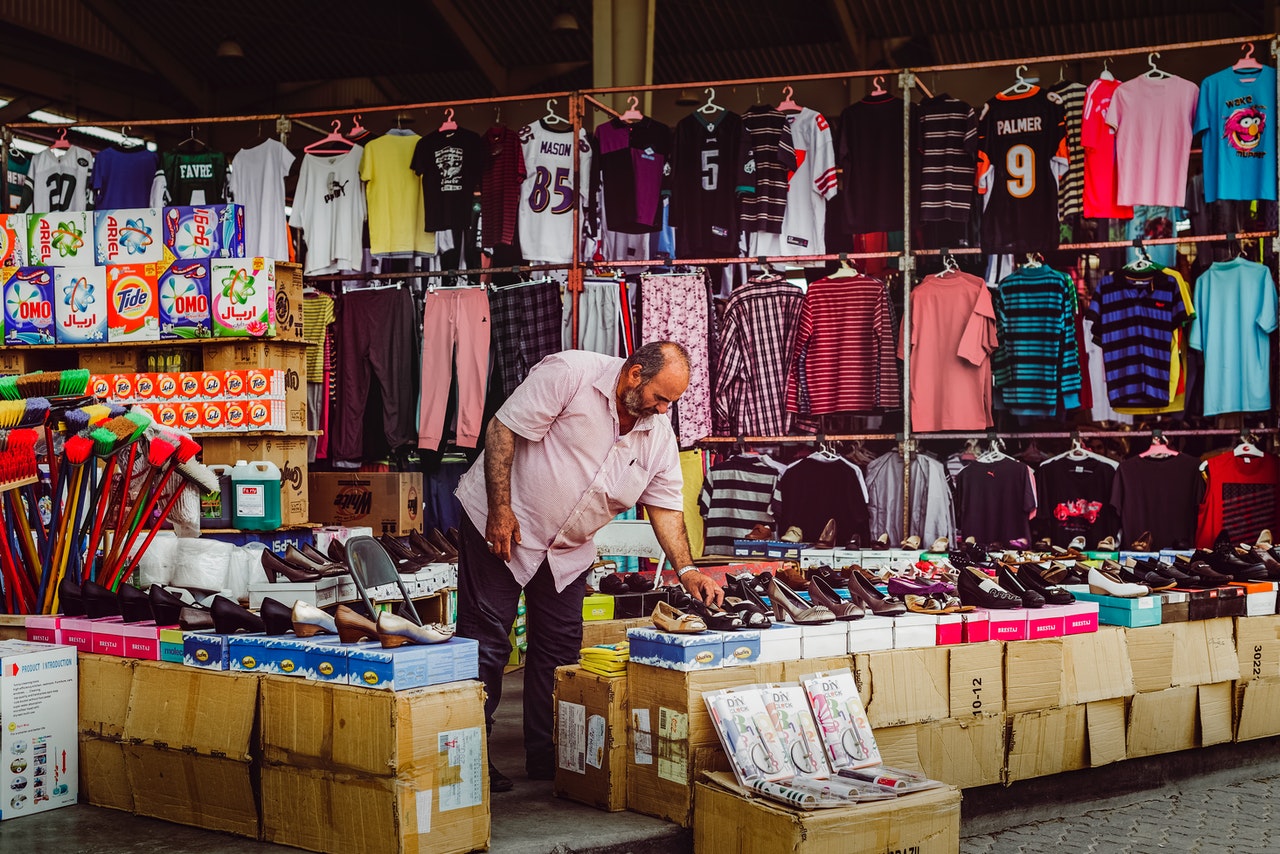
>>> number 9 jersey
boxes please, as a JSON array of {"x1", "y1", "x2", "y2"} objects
[
  {"x1": 976, "y1": 87, "x2": 1068, "y2": 253},
  {"x1": 518, "y1": 121, "x2": 592, "y2": 263}
]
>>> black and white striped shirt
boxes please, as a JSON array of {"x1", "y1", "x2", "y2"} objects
[{"x1": 913, "y1": 95, "x2": 978, "y2": 224}]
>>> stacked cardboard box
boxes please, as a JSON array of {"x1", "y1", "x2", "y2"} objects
[
  {"x1": 554, "y1": 665, "x2": 629, "y2": 811},
  {"x1": 1234, "y1": 615, "x2": 1280, "y2": 741},
  {"x1": 77, "y1": 654, "x2": 136, "y2": 813}
]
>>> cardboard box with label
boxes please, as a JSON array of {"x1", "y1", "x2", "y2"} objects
[
  {"x1": 860, "y1": 646, "x2": 950, "y2": 728},
  {"x1": 0, "y1": 641, "x2": 79, "y2": 821},
  {"x1": 309, "y1": 472, "x2": 423, "y2": 535},
  {"x1": 259, "y1": 676, "x2": 490, "y2": 854},
  {"x1": 554, "y1": 665, "x2": 629, "y2": 811}
]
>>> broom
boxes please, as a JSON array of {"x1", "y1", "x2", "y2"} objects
[
  {"x1": 100, "y1": 410, "x2": 153, "y2": 582},
  {"x1": 105, "y1": 434, "x2": 200, "y2": 589},
  {"x1": 102, "y1": 433, "x2": 179, "y2": 586},
  {"x1": 41, "y1": 433, "x2": 93, "y2": 614},
  {"x1": 115, "y1": 460, "x2": 220, "y2": 588},
  {"x1": 80, "y1": 417, "x2": 143, "y2": 575}
]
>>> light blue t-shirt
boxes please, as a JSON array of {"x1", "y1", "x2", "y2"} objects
[
  {"x1": 1188, "y1": 258, "x2": 1277, "y2": 416},
  {"x1": 1193, "y1": 66, "x2": 1276, "y2": 202}
]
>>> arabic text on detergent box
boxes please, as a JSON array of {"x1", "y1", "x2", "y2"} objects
[{"x1": 54, "y1": 266, "x2": 108, "y2": 344}]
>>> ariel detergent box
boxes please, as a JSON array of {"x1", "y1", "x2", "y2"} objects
[
  {"x1": 93, "y1": 208, "x2": 163, "y2": 265},
  {"x1": 162, "y1": 205, "x2": 245, "y2": 260},
  {"x1": 0, "y1": 214, "x2": 26, "y2": 266},
  {"x1": 53, "y1": 267, "x2": 108, "y2": 344},
  {"x1": 2, "y1": 267, "x2": 56, "y2": 345},
  {"x1": 158, "y1": 260, "x2": 212, "y2": 339},
  {"x1": 27, "y1": 211, "x2": 91, "y2": 266},
  {"x1": 211, "y1": 258, "x2": 274, "y2": 337},
  {"x1": 106, "y1": 263, "x2": 161, "y2": 342}
]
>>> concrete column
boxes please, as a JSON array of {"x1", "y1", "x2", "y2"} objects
[{"x1": 592, "y1": 0, "x2": 655, "y2": 113}]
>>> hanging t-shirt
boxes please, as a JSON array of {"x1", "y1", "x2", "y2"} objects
[
  {"x1": 1049, "y1": 80, "x2": 1087, "y2": 221},
  {"x1": 593, "y1": 117, "x2": 671, "y2": 235},
  {"x1": 159, "y1": 150, "x2": 229, "y2": 206},
  {"x1": 1110, "y1": 453, "x2": 1204, "y2": 550},
  {"x1": 7, "y1": 152, "x2": 32, "y2": 212},
  {"x1": 912, "y1": 94, "x2": 978, "y2": 224},
  {"x1": 669, "y1": 110, "x2": 754, "y2": 258},
  {"x1": 699, "y1": 454, "x2": 785, "y2": 553},
  {"x1": 839, "y1": 93, "x2": 904, "y2": 234},
  {"x1": 1080, "y1": 78, "x2": 1133, "y2": 219},
  {"x1": 1036, "y1": 456, "x2": 1117, "y2": 547},
  {"x1": 411, "y1": 128, "x2": 486, "y2": 233},
  {"x1": 1193, "y1": 65, "x2": 1276, "y2": 202},
  {"x1": 28, "y1": 146, "x2": 92, "y2": 212},
  {"x1": 92, "y1": 145, "x2": 158, "y2": 209},
  {"x1": 750, "y1": 107, "x2": 836, "y2": 257},
  {"x1": 359, "y1": 131, "x2": 435, "y2": 256},
  {"x1": 740, "y1": 106, "x2": 796, "y2": 236},
  {"x1": 771, "y1": 455, "x2": 871, "y2": 548},
  {"x1": 1086, "y1": 268, "x2": 1187, "y2": 408},
  {"x1": 1104, "y1": 74, "x2": 1198, "y2": 207},
  {"x1": 228, "y1": 138, "x2": 295, "y2": 260},
  {"x1": 1081, "y1": 316, "x2": 1134, "y2": 424},
  {"x1": 975, "y1": 87, "x2": 1068, "y2": 253},
  {"x1": 1195, "y1": 451, "x2": 1280, "y2": 549},
  {"x1": 955, "y1": 457, "x2": 1036, "y2": 546},
  {"x1": 1188, "y1": 257, "x2": 1277, "y2": 416},
  {"x1": 288, "y1": 146, "x2": 366, "y2": 276},
  {"x1": 991, "y1": 263, "x2": 1082, "y2": 415},
  {"x1": 480, "y1": 125, "x2": 525, "y2": 248},
  {"x1": 517, "y1": 121, "x2": 591, "y2": 263}
]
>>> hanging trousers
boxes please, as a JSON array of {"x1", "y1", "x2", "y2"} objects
[{"x1": 418, "y1": 288, "x2": 491, "y2": 450}]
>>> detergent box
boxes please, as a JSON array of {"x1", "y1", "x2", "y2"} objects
[
  {"x1": 157, "y1": 260, "x2": 212, "y2": 339},
  {"x1": 93, "y1": 208, "x2": 164, "y2": 266},
  {"x1": 210, "y1": 258, "x2": 275, "y2": 337},
  {"x1": 0, "y1": 214, "x2": 26, "y2": 266},
  {"x1": 105, "y1": 263, "x2": 161, "y2": 343},
  {"x1": 162, "y1": 205, "x2": 245, "y2": 260},
  {"x1": 53, "y1": 267, "x2": 108, "y2": 344},
  {"x1": 3, "y1": 267, "x2": 56, "y2": 345},
  {"x1": 27, "y1": 212, "x2": 91, "y2": 266}
]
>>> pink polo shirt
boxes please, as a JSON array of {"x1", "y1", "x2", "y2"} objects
[{"x1": 455, "y1": 350, "x2": 685, "y2": 591}]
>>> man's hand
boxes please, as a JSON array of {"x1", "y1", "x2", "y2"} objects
[
  {"x1": 486, "y1": 504, "x2": 521, "y2": 562},
  {"x1": 681, "y1": 569, "x2": 724, "y2": 607}
]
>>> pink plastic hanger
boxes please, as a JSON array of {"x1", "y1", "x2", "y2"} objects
[
  {"x1": 438, "y1": 108, "x2": 458, "y2": 132},
  {"x1": 619, "y1": 96, "x2": 644, "y2": 122},
  {"x1": 346, "y1": 114, "x2": 369, "y2": 140},
  {"x1": 50, "y1": 128, "x2": 70, "y2": 150},
  {"x1": 777, "y1": 85, "x2": 801, "y2": 112},
  {"x1": 870, "y1": 75, "x2": 887, "y2": 96},
  {"x1": 1138, "y1": 434, "x2": 1177, "y2": 458},
  {"x1": 304, "y1": 120, "x2": 355, "y2": 154},
  {"x1": 1234, "y1": 42, "x2": 1262, "y2": 82}
]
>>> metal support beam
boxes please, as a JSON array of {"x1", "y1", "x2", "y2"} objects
[
  {"x1": 79, "y1": 0, "x2": 210, "y2": 111},
  {"x1": 0, "y1": 95, "x2": 51, "y2": 125},
  {"x1": 0, "y1": 55, "x2": 176, "y2": 123},
  {"x1": 430, "y1": 0, "x2": 509, "y2": 93}
]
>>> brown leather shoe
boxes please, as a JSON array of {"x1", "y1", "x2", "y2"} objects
[
  {"x1": 334, "y1": 604, "x2": 378, "y2": 643},
  {"x1": 813, "y1": 518, "x2": 838, "y2": 549},
  {"x1": 744, "y1": 523, "x2": 773, "y2": 541}
]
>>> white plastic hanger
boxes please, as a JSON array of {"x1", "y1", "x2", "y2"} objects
[
  {"x1": 777, "y1": 85, "x2": 801, "y2": 112},
  {"x1": 978, "y1": 437, "x2": 1011, "y2": 464},
  {"x1": 829, "y1": 255, "x2": 860, "y2": 278},
  {"x1": 1042, "y1": 437, "x2": 1119, "y2": 469},
  {"x1": 1022, "y1": 252, "x2": 1043, "y2": 268},
  {"x1": 543, "y1": 99, "x2": 569, "y2": 126},
  {"x1": 304, "y1": 120, "x2": 355, "y2": 154},
  {"x1": 1099, "y1": 58, "x2": 1116, "y2": 81},
  {"x1": 1235, "y1": 438, "x2": 1265, "y2": 458},
  {"x1": 938, "y1": 250, "x2": 961, "y2": 276},
  {"x1": 1001, "y1": 65, "x2": 1036, "y2": 97},
  {"x1": 1144, "y1": 52, "x2": 1170, "y2": 80},
  {"x1": 697, "y1": 87, "x2": 724, "y2": 115},
  {"x1": 437, "y1": 108, "x2": 458, "y2": 132},
  {"x1": 619, "y1": 95, "x2": 645, "y2": 122}
]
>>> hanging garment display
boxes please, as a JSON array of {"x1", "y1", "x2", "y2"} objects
[
  {"x1": 1080, "y1": 76, "x2": 1133, "y2": 219},
  {"x1": 1049, "y1": 79, "x2": 1086, "y2": 222},
  {"x1": 289, "y1": 146, "x2": 366, "y2": 276},
  {"x1": 569, "y1": 276, "x2": 629, "y2": 356},
  {"x1": 518, "y1": 121, "x2": 592, "y2": 263},
  {"x1": 1085, "y1": 267, "x2": 1188, "y2": 408},
  {"x1": 912, "y1": 94, "x2": 978, "y2": 224},
  {"x1": 991, "y1": 262, "x2": 1082, "y2": 417},
  {"x1": 1110, "y1": 450, "x2": 1204, "y2": 549},
  {"x1": 92, "y1": 143, "x2": 159, "y2": 210},
  {"x1": 640, "y1": 272, "x2": 711, "y2": 446},
  {"x1": 419, "y1": 287, "x2": 491, "y2": 450},
  {"x1": 838, "y1": 92, "x2": 904, "y2": 234},
  {"x1": 954, "y1": 456, "x2": 1036, "y2": 546},
  {"x1": 412, "y1": 127, "x2": 486, "y2": 233},
  {"x1": 1105, "y1": 72, "x2": 1198, "y2": 207},
  {"x1": 593, "y1": 116, "x2": 671, "y2": 235},
  {"x1": 302, "y1": 291, "x2": 336, "y2": 462},
  {"x1": 28, "y1": 146, "x2": 92, "y2": 212},
  {"x1": 699, "y1": 453, "x2": 786, "y2": 554},
  {"x1": 669, "y1": 109, "x2": 754, "y2": 258},
  {"x1": 481, "y1": 125, "x2": 525, "y2": 249},
  {"x1": 739, "y1": 105, "x2": 796, "y2": 238},
  {"x1": 1189, "y1": 257, "x2": 1277, "y2": 416},
  {"x1": 1194, "y1": 63, "x2": 1276, "y2": 203},
  {"x1": 750, "y1": 107, "x2": 836, "y2": 257},
  {"x1": 713, "y1": 274, "x2": 804, "y2": 437},
  {"x1": 771, "y1": 452, "x2": 871, "y2": 547},
  {"x1": 1035, "y1": 452, "x2": 1118, "y2": 548},
  {"x1": 158, "y1": 149, "x2": 229, "y2": 205},
  {"x1": 489, "y1": 279, "x2": 563, "y2": 400},
  {"x1": 1196, "y1": 451, "x2": 1280, "y2": 549},
  {"x1": 865, "y1": 451, "x2": 955, "y2": 545},
  {"x1": 228, "y1": 138, "x2": 295, "y2": 260},
  {"x1": 359, "y1": 130, "x2": 436, "y2": 256}
]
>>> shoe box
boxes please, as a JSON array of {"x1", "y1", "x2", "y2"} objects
[
  {"x1": 346, "y1": 636, "x2": 479, "y2": 691},
  {"x1": 183, "y1": 631, "x2": 231, "y2": 669},
  {"x1": 1230, "y1": 580, "x2": 1278, "y2": 617},
  {"x1": 627, "y1": 627, "x2": 762, "y2": 671},
  {"x1": 732, "y1": 539, "x2": 802, "y2": 561},
  {"x1": 553, "y1": 664, "x2": 629, "y2": 811},
  {"x1": 229, "y1": 635, "x2": 311, "y2": 676},
  {"x1": 0, "y1": 641, "x2": 78, "y2": 821},
  {"x1": 1070, "y1": 589, "x2": 1163, "y2": 627},
  {"x1": 247, "y1": 575, "x2": 339, "y2": 610},
  {"x1": 25, "y1": 615, "x2": 62, "y2": 645}
]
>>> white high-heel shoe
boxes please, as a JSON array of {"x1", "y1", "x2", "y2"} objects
[
  {"x1": 291, "y1": 600, "x2": 337, "y2": 637},
  {"x1": 375, "y1": 612, "x2": 456, "y2": 648},
  {"x1": 1087, "y1": 567, "x2": 1148, "y2": 598}
]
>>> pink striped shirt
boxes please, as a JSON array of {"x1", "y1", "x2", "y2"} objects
[{"x1": 455, "y1": 350, "x2": 684, "y2": 591}]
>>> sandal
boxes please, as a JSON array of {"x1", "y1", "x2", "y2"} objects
[
  {"x1": 686, "y1": 598, "x2": 745, "y2": 631},
  {"x1": 724, "y1": 596, "x2": 771, "y2": 627},
  {"x1": 651, "y1": 601, "x2": 707, "y2": 634},
  {"x1": 904, "y1": 593, "x2": 948, "y2": 614}
]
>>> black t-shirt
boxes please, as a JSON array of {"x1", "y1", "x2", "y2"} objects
[
  {"x1": 838, "y1": 94, "x2": 904, "y2": 234},
  {"x1": 1111, "y1": 453, "x2": 1205, "y2": 550},
  {"x1": 162, "y1": 150, "x2": 228, "y2": 205},
  {"x1": 670, "y1": 110, "x2": 753, "y2": 257},
  {"x1": 1035, "y1": 456, "x2": 1118, "y2": 547},
  {"x1": 772, "y1": 457, "x2": 871, "y2": 548},
  {"x1": 411, "y1": 129, "x2": 486, "y2": 232},
  {"x1": 592, "y1": 117, "x2": 671, "y2": 235},
  {"x1": 955, "y1": 458, "x2": 1036, "y2": 546},
  {"x1": 975, "y1": 88, "x2": 1066, "y2": 253}
]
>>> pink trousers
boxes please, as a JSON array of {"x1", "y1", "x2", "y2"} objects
[{"x1": 418, "y1": 288, "x2": 491, "y2": 449}]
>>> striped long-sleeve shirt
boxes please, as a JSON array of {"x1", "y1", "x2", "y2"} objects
[
  {"x1": 714, "y1": 277, "x2": 804, "y2": 436},
  {"x1": 699, "y1": 454, "x2": 786, "y2": 553},
  {"x1": 912, "y1": 95, "x2": 978, "y2": 224},
  {"x1": 991, "y1": 264, "x2": 1082, "y2": 415},
  {"x1": 786, "y1": 274, "x2": 900, "y2": 415},
  {"x1": 740, "y1": 106, "x2": 796, "y2": 235}
]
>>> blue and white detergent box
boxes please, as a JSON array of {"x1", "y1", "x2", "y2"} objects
[
  {"x1": 157, "y1": 260, "x2": 212, "y2": 339},
  {"x1": 162, "y1": 205, "x2": 245, "y2": 260},
  {"x1": 27, "y1": 211, "x2": 91, "y2": 266},
  {"x1": 53, "y1": 266, "x2": 108, "y2": 344},
  {"x1": 3, "y1": 266, "x2": 55, "y2": 345},
  {"x1": 93, "y1": 208, "x2": 163, "y2": 265}
]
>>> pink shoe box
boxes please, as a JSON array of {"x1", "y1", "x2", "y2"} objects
[
  {"x1": 118, "y1": 622, "x2": 162, "y2": 660},
  {"x1": 25, "y1": 615, "x2": 62, "y2": 644},
  {"x1": 848, "y1": 615, "x2": 895, "y2": 653},
  {"x1": 962, "y1": 610, "x2": 991, "y2": 643},
  {"x1": 893, "y1": 613, "x2": 938, "y2": 649},
  {"x1": 58, "y1": 617, "x2": 97, "y2": 651},
  {"x1": 936, "y1": 613, "x2": 963, "y2": 645},
  {"x1": 988, "y1": 609, "x2": 1028, "y2": 642},
  {"x1": 1062, "y1": 601, "x2": 1100, "y2": 634},
  {"x1": 90, "y1": 617, "x2": 127, "y2": 656},
  {"x1": 1027, "y1": 606, "x2": 1068, "y2": 640}
]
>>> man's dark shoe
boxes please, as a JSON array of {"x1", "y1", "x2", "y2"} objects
[
  {"x1": 490, "y1": 762, "x2": 514, "y2": 792},
  {"x1": 526, "y1": 750, "x2": 555, "y2": 781}
]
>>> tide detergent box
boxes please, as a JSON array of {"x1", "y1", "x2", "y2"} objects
[
  {"x1": 53, "y1": 267, "x2": 108, "y2": 344},
  {"x1": 106, "y1": 263, "x2": 161, "y2": 342},
  {"x1": 3, "y1": 266, "x2": 55, "y2": 345},
  {"x1": 93, "y1": 208, "x2": 164, "y2": 265},
  {"x1": 157, "y1": 260, "x2": 212, "y2": 339},
  {"x1": 0, "y1": 214, "x2": 27, "y2": 266},
  {"x1": 27, "y1": 211, "x2": 91, "y2": 266},
  {"x1": 211, "y1": 258, "x2": 275, "y2": 337},
  {"x1": 162, "y1": 205, "x2": 245, "y2": 260}
]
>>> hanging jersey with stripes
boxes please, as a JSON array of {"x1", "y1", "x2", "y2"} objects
[
  {"x1": 1049, "y1": 80, "x2": 1086, "y2": 222},
  {"x1": 750, "y1": 107, "x2": 837, "y2": 257}
]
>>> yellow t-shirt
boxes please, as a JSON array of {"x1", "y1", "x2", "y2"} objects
[{"x1": 359, "y1": 132, "x2": 436, "y2": 255}]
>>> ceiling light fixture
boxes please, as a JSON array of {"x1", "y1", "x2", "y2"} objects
[
  {"x1": 550, "y1": 12, "x2": 579, "y2": 32},
  {"x1": 216, "y1": 38, "x2": 245, "y2": 59}
]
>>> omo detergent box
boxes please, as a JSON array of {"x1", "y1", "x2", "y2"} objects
[
  {"x1": 105, "y1": 263, "x2": 161, "y2": 342},
  {"x1": 162, "y1": 205, "x2": 245, "y2": 260},
  {"x1": 210, "y1": 257, "x2": 275, "y2": 337},
  {"x1": 27, "y1": 212, "x2": 91, "y2": 266},
  {"x1": 0, "y1": 214, "x2": 27, "y2": 266},
  {"x1": 53, "y1": 267, "x2": 108, "y2": 344},
  {"x1": 93, "y1": 208, "x2": 163, "y2": 265},
  {"x1": 2, "y1": 267, "x2": 55, "y2": 345},
  {"x1": 157, "y1": 260, "x2": 212, "y2": 339}
]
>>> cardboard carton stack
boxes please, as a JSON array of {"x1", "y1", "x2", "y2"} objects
[{"x1": 77, "y1": 654, "x2": 136, "y2": 813}]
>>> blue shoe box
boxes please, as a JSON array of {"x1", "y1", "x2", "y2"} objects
[
  {"x1": 302, "y1": 636, "x2": 355, "y2": 682},
  {"x1": 228, "y1": 635, "x2": 311, "y2": 676},
  {"x1": 347, "y1": 637, "x2": 479, "y2": 691},
  {"x1": 1070, "y1": 589, "x2": 1162, "y2": 627},
  {"x1": 627, "y1": 627, "x2": 725, "y2": 671},
  {"x1": 183, "y1": 631, "x2": 231, "y2": 669},
  {"x1": 720, "y1": 629, "x2": 762, "y2": 667}
]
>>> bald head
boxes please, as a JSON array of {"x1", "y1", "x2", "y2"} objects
[{"x1": 618, "y1": 341, "x2": 690, "y2": 419}]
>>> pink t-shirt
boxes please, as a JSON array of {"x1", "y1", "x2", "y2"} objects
[
  {"x1": 1080, "y1": 78, "x2": 1133, "y2": 219},
  {"x1": 1105, "y1": 74, "x2": 1199, "y2": 207},
  {"x1": 455, "y1": 350, "x2": 684, "y2": 591}
]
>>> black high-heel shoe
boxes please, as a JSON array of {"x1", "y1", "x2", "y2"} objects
[
  {"x1": 957, "y1": 565, "x2": 1022, "y2": 610},
  {"x1": 82, "y1": 580, "x2": 121, "y2": 618},
  {"x1": 284, "y1": 545, "x2": 346, "y2": 577},
  {"x1": 427, "y1": 528, "x2": 459, "y2": 562},
  {"x1": 379, "y1": 535, "x2": 429, "y2": 572},
  {"x1": 1017, "y1": 563, "x2": 1076, "y2": 605},
  {"x1": 118, "y1": 583, "x2": 154, "y2": 623},
  {"x1": 301, "y1": 543, "x2": 343, "y2": 567},
  {"x1": 997, "y1": 565, "x2": 1046, "y2": 608},
  {"x1": 58, "y1": 576, "x2": 85, "y2": 616},
  {"x1": 806, "y1": 574, "x2": 865, "y2": 621},
  {"x1": 259, "y1": 597, "x2": 295, "y2": 635},
  {"x1": 328, "y1": 538, "x2": 348, "y2": 564},
  {"x1": 262, "y1": 549, "x2": 322, "y2": 583},
  {"x1": 408, "y1": 530, "x2": 445, "y2": 561},
  {"x1": 210, "y1": 595, "x2": 266, "y2": 634},
  {"x1": 685, "y1": 597, "x2": 744, "y2": 631},
  {"x1": 179, "y1": 606, "x2": 215, "y2": 631},
  {"x1": 844, "y1": 570, "x2": 908, "y2": 617},
  {"x1": 149, "y1": 585, "x2": 189, "y2": 626}
]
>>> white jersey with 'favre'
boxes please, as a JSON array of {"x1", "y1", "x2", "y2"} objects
[{"x1": 517, "y1": 122, "x2": 592, "y2": 263}]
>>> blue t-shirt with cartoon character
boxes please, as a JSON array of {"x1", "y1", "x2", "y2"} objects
[{"x1": 1194, "y1": 65, "x2": 1275, "y2": 202}]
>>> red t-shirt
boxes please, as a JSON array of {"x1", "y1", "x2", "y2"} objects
[
  {"x1": 1081, "y1": 78, "x2": 1134, "y2": 219},
  {"x1": 1195, "y1": 451, "x2": 1280, "y2": 549}
]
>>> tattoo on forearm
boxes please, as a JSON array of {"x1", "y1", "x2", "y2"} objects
[{"x1": 485, "y1": 421, "x2": 516, "y2": 508}]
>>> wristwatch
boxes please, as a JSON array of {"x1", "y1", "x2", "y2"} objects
[{"x1": 676, "y1": 565, "x2": 698, "y2": 578}]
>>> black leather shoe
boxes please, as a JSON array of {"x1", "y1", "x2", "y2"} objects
[
  {"x1": 259, "y1": 597, "x2": 295, "y2": 635},
  {"x1": 284, "y1": 545, "x2": 347, "y2": 577},
  {"x1": 149, "y1": 584, "x2": 188, "y2": 626},
  {"x1": 262, "y1": 549, "x2": 322, "y2": 583},
  {"x1": 490, "y1": 762, "x2": 514, "y2": 792},
  {"x1": 58, "y1": 576, "x2": 85, "y2": 616},
  {"x1": 178, "y1": 606, "x2": 214, "y2": 631},
  {"x1": 301, "y1": 543, "x2": 342, "y2": 567},
  {"x1": 957, "y1": 566, "x2": 1021, "y2": 610},
  {"x1": 118, "y1": 583, "x2": 154, "y2": 623},
  {"x1": 1015, "y1": 563, "x2": 1075, "y2": 605},
  {"x1": 997, "y1": 565, "x2": 1045, "y2": 608},
  {"x1": 1200, "y1": 546, "x2": 1267, "y2": 581},
  {"x1": 1115, "y1": 559, "x2": 1175, "y2": 592},
  {"x1": 210, "y1": 595, "x2": 266, "y2": 634},
  {"x1": 328, "y1": 538, "x2": 348, "y2": 564},
  {"x1": 82, "y1": 580, "x2": 121, "y2": 618},
  {"x1": 1172, "y1": 555, "x2": 1233, "y2": 588},
  {"x1": 407, "y1": 530, "x2": 444, "y2": 561}
]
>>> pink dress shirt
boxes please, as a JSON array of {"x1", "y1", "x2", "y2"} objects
[{"x1": 455, "y1": 350, "x2": 684, "y2": 591}]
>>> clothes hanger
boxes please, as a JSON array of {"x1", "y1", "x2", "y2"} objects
[
  {"x1": 304, "y1": 120, "x2": 356, "y2": 154},
  {"x1": 50, "y1": 128, "x2": 70, "y2": 151},
  {"x1": 1144, "y1": 52, "x2": 1170, "y2": 80},
  {"x1": 1099, "y1": 57, "x2": 1115, "y2": 81},
  {"x1": 1042, "y1": 436, "x2": 1118, "y2": 468},
  {"x1": 543, "y1": 98, "x2": 569, "y2": 126},
  {"x1": 346, "y1": 114, "x2": 369, "y2": 140},
  {"x1": 1021, "y1": 252, "x2": 1043, "y2": 268},
  {"x1": 1138, "y1": 432, "x2": 1177, "y2": 458},
  {"x1": 777, "y1": 85, "x2": 801, "y2": 112},
  {"x1": 619, "y1": 95, "x2": 645, "y2": 122},
  {"x1": 437, "y1": 108, "x2": 458, "y2": 132},
  {"x1": 1057, "y1": 64, "x2": 1066, "y2": 84},
  {"x1": 1000, "y1": 65, "x2": 1036, "y2": 97},
  {"x1": 829, "y1": 254, "x2": 859, "y2": 278},
  {"x1": 869, "y1": 75, "x2": 887, "y2": 96},
  {"x1": 493, "y1": 105, "x2": 503, "y2": 125},
  {"x1": 177, "y1": 124, "x2": 207, "y2": 152},
  {"x1": 978, "y1": 437, "x2": 1010, "y2": 463},
  {"x1": 1234, "y1": 42, "x2": 1263, "y2": 76},
  {"x1": 938, "y1": 248, "x2": 961, "y2": 276},
  {"x1": 1234, "y1": 432, "x2": 1265, "y2": 458},
  {"x1": 697, "y1": 87, "x2": 724, "y2": 116}
]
